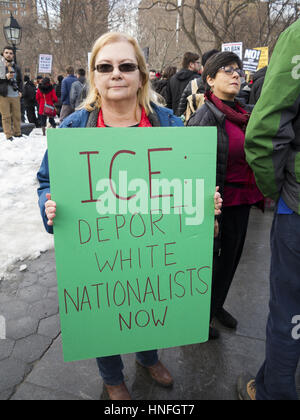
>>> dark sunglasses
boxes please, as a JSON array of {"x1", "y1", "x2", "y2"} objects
[
  {"x1": 220, "y1": 66, "x2": 245, "y2": 77},
  {"x1": 94, "y1": 63, "x2": 139, "y2": 73}
]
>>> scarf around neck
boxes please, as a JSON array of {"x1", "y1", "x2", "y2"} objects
[
  {"x1": 97, "y1": 107, "x2": 152, "y2": 128},
  {"x1": 205, "y1": 90, "x2": 250, "y2": 132}
]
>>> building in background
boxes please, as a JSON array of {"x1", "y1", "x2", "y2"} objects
[
  {"x1": 0, "y1": 0, "x2": 37, "y2": 77},
  {"x1": 0, "y1": 0, "x2": 110, "y2": 79},
  {"x1": 0, "y1": 0, "x2": 36, "y2": 43}
]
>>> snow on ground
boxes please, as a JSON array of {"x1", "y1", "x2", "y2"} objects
[{"x1": 0, "y1": 129, "x2": 54, "y2": 279}]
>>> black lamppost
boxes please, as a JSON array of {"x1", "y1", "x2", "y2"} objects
[{"x1": 3, "y1": 13, "x2": 22, "y2": 64}]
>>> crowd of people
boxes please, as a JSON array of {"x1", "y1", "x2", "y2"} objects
[
  {"x1": 0, "y1": 44, "x2": 266, "y2": 142},
  {"x1": 0, "y1": 49, "x2": 87, "y2": 139},
  {"x1": 1, "y1": 19, "x2": 299, "y2": 401},
  {"x1": 149, "y1": 49, "x2": 266, "y2": 119},
  {"x1": 147, "y1": 49, "x2": 267, "y2": 342}
]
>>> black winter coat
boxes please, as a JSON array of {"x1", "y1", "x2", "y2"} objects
[
  {"x1": 152, "y1": 79, "x2": 168, "y2": 101},
  {"x1": 188, "y1": 99, "x2": 252, "y2": 252},
  {"x1": 23, "y1": 81, "x2": 36, "y2": 107},
  {"x1": 188, "y1": 100, "x2": 228, "y2": 252},
  {"x1": 0, "y1": 62, "x2": 22, "y2": 97},
  {"x1": 188, "y1": 101, "x2": 229, "y2": 200},
  {"x1": 248, "y1": 67, "x2": 267, "y2": 105},
  {"x1": 55, "y1": 82, "x2": 62, "y2": 102},
  {"x1": 165, "y1": 69, "x2": 201, "y2": 115},
  {"x1": 177, "y1": 77, "x2": 205, "y2": 117}
]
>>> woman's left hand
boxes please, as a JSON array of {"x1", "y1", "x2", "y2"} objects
[{"x1": 214, "y1": 186, "x2": 222, "y2": 216}]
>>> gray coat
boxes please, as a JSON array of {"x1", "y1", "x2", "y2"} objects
[{"x1": 69, "y1": 77, "x2": 86, "y2": 109}]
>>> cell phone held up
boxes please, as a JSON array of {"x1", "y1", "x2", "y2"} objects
[{"x1": 7, "y1": 64, "x2": 18, "y2": 91}]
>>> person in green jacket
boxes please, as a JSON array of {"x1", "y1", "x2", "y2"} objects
[{"x1": 237, "y1": 20, "x2": 300, "y2": 400}]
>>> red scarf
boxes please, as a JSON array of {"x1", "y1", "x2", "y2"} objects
[
  {"x1": 205, "y1": 90, "x2": 250, "y2": 132},
  {"x1": 97, "y1": 107, "x2": 152, "y2": 127}
]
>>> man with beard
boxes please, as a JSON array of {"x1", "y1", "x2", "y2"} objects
[{"x1": 0, "y1": 46, "x2": 23, "y2": 140}]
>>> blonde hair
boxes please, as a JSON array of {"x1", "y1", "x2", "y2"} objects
[{"x1": 81, "y1": 32, "x2": 158, "y2": 115}]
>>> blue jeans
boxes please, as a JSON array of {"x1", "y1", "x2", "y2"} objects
[
  {"x1": 256, "y1": 213, "x2": 300, "y2": 400},
  {"x1": 96, "y1": 350, "x2": 158, "y2": 386}
]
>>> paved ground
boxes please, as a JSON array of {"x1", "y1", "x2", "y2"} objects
[{"x1": 0, "y1": 208, "x2": 299, "y2": 400}]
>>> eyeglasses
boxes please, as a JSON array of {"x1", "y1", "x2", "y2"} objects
[
  {"x1": 220, "y1": 66, "x2": 245, "y2": 77},
  {"x1": 94, "y1": 63, "x2": 139, "y2": 74}
]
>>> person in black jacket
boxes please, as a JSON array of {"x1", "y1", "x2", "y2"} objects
[
  {"x1": 55, "y1": 75, "x2": 64, "y2": 117},
  {"x1": 165, "y1": 52, "x2": 201, "y2": 114},
  {"x1": 23, "y1": 75, "x2": 38, "y2": 126},
  {"x1": 177, "y1": 49, "x2": 219, "y2": 117},
  {"x1": 248, "y1": 66, "x2": 267, "y2": 105},
  {"x1": 188, "y1": 52, "x2": 264, "y2": 340},
  {"x1": 153, "y1": 66, "x2": 177, "y2": 102},
  {"x1": 0, "y1": 46, "x2": 23, "y2": 140}
]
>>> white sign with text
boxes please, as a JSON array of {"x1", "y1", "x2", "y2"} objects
[
  {"x1": 222, "y1": 42, "x2": 243, "y2": 60},
  {"x1": 39, "y1": 54, "x2": 53, "y2": 74}
]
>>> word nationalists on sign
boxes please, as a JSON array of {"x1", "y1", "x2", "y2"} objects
[
  {"x1": 47, "y1": 127, "x2": 217, "y2": 362},
  {"x1": 38, "y1": 54, "x2": 53, "y2": 74},
  {"x1": 243, "y1": 49, "x2": 262, "y2": 73}
]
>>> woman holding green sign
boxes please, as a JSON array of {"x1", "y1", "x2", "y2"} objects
[
  {"x1": 39, "y1": 30, "x2": 224, "y2": 400},
  {"x1": 38, "y1": 31, "x2": 223, "y2": 401},
  {"x1": 188, "y1": 52, "x2": 264, "y2": 339},
  {"x1": 38, "y1": 32, "x2": 184, "y2": 401}
]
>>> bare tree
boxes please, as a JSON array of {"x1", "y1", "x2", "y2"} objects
[
  {"x1": 140, "y1": 0, "x2": 300, "y2": 55},
  {"x1": 138, "y1": 2, "x2": 183, "y2": 70},
  {"x1": 245, "y1": 0, "x2": 300, "y2": 51},
  {"x1": 35, "y1": 0, "x2": 110, "y2": 71},
  {"x1": 140, "y1": 0, "x2": 258, "y2": 53},
  {"x1": 18, "y1": 0, "x2": 126, "y2": 77}
]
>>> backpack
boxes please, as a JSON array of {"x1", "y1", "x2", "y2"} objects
[{"x1": 184, "y1": 79, "x2": 205, "y2": 125}]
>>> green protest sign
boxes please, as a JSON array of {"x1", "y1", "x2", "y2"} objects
[{"x1": 47, "y1": 127, "x2": 217, "y2": 362}]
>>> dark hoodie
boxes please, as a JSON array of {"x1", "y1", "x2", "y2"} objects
[
  {"x1": 249, "y1": 66, "x2": 268, "y2": 105},
  {"x1": 153, "y1": 78, "x2": 168, "y2": 100},
  {"x1": 165, "y1": 69, "x2": 201, "y2": 113},
  {"x1": 23, "y1": 79, "x2": 36, "y2": 107},
  {"x1": 39, "y1": 78, "x2": 54, "y2": 95}
]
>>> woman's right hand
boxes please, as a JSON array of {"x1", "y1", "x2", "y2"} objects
[{"x1": 45, "y1": 193, "x2": 57, "y2": 226}]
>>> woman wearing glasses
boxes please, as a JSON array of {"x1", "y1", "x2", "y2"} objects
[
  {"x1": 188, "y1": 52, "x2": 263, "y2": 339},
  {"x1": 38, "y1": 31, "x2": 223, "y2": 401},
  {"x1": 37, "y1": 32, "x2": 183, "y2": 401}
]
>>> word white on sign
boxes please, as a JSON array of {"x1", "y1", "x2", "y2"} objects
[{"x1": 0, "y1": 316, "x2": 6, "y2": 340}]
